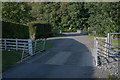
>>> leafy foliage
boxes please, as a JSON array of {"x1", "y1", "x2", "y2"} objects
[
  {"x1": 2, "y1": 2, "x2": 119, "y2": 37},
  {"x1": 2, "y1": 2, "x2": 32, "y2": 24},
  {"x1": 84, "y1": 2, "x2": 120, "y2": 36},
  {"x1": 30, "y1": 2, "x2": 89, "y2": 32},
  {"x1": 27, "y1": 21, "x2": 52, "y2": 40}
]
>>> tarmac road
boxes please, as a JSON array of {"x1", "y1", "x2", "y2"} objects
[{"x1": 2, "y1": 33, "x2": 109, "y2": 78}]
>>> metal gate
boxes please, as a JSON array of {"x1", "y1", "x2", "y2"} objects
[
  {"x1": 20, "y1": 39, "x2": 46, "y2": 62},
  {"x1": 94, "y1": 37, "x2": 108, "y2": 66},
  {"x1": 107, "y1": 33, "x2": 120, "y2": 56},
  {"x1": 94, "y1": 33, "x2": 120, "y2": 66}
]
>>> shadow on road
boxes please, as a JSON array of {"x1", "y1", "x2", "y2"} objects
[
  {"x1": 2, "y1": 36, "x2": 97, "y2": 78},
  {"x1": 47, "y1": 38, "x2": 94, "y2": 66}
]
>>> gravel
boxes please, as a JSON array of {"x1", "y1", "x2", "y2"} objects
[{"x1": 97, "y1": 54, "x2": 119, "y2": 78}]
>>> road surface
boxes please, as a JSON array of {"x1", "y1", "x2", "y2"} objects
[{"x1": 2, "y1": 33, "x2": 108, "y2": 78}]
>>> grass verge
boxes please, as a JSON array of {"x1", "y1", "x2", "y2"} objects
[
  {"x1": 2, "y1": 50, "x2": 22, "y2": 72},
  {"x1": 2, "y1": 42, "x2": 53, "y2": 72},
  {"x1": 45, "y1": 42, "x2": 53, "y2": 50},
  {"x1": 50, "y1": 34, "x2": 66, "y2": 37},
  {"x1": 88, "y1": 34, "x2": 120, "y2": 50},
  {"x1": 88, "y1": 34, "x2": 94, "y2": 40}
]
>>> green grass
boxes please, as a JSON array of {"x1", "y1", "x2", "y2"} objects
[
  {"x1": 106, "y1": 75, "x2": 115, "y2": 79},
  {"x1": 32, "y1": 41, "x2": 53, "y2": 50},
  {"x1": 2, "y1": 50, "x2": 22, "y2": 72},
  {"x1": 88, "y1": 34, "x2": 94, "y2": 40},
  {"x1": 45, "y1": 42, "x2": 53, "y2": 50},
  {"x1": 2, "y1": 41, "x2": 53, "y2": 72},
  {"x1": 111, "y1": 39, "x2": 119, "y2": 43},
  {"x1": 88, "y1": 34, "x2": 120, "y2": 49}
]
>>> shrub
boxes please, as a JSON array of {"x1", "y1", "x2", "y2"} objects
[
  {"x1": 27, "y1": 21, "x2": 52, "y2": 40},
  {"x1": 106, "y1": 75, "x2": 115, "y2": 79},
  {"x1": 71, "y1": 28, "x2": 77, "y2": 32},
  {"x1": 2, "y1": 21, "x2": 29, "y2": 39}
]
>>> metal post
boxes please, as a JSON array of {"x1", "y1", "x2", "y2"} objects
[
  {"x1": 16, "y1": 39, "x2": 18, "y2": 51},
  {"x1": 4, "y1": 39, "x2": 7, "y2": 50},
  {"x1": 110, "y1": 33, "x2": 111, "y2": 49},
  {"x1": 21, "y1": 44, "x2": 26, "y2": 62},
  {"x1": 60, "y1": 30, "x2": 62, "y2": 34},
  {"x1": 95, "y1": 38, "x2": 98, "y2": 66},
  {"x1": 34, "y1": 41, "x2": 37, "y2": 54},
  {"x1": 94, "y1": 37, "x2": 98, "y2": 66},
  {"x1": 43, "y1": 39, "x2": 46, "y2": 50},
  {"x1": 28, "y1": 39, "x2": 33, "y2": 56},
  {"x1": 94, "y1": 37, "x2": 96, "y2": 65},
  {"x1": 105, "y1": 38, "x2": 108, "y2": 57},
  {"x1": 107, "y1": 33, "x2": 110, "y2": 57}
]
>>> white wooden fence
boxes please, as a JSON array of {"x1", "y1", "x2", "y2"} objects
[
  {"x1": 0, "y1": 38, "x2": 46, "y2": 62},
  {"x1": 0, "y1": 38, "x2": 32, "y2": 51}
]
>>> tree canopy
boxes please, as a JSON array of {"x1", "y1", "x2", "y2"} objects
[
  {"x1": 2, "y1": 2, "x2": 32, "y2": 24},
  {"x1": 84, "y1": 2, "x2": 120, "y2": 36},
  {"x1": 2, "y1": 2, "x2": 119, "y2": 36}
]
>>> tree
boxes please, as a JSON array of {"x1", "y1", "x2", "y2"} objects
[
  {"x1": 2, "y1": 2, "x2": 32, "y2": 24},
  {"x1": 30, "y1": 2, "x2": 90, "y2": 32},
  {"x1": 84, "y1": 2, "x2": 120, "y2": 36}
]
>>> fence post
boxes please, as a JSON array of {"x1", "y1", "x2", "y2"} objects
[
  {"x1": 94, "y1": 37, "x2": 98, "y2": 66},
  {"x1": 105, "y1": 38, "x2": 108, "y2": 57},
  {"x1": 34, "y1": 41, "x2": 37, "y2": 54},
  {"x1": 94, "y1": 37, "x2": 96, "y2": 65},
  {"x1": 4, "y1": 39, "x2": 7, "y2": 50},
  {"x1": 21, "y1": 44, "x2": 26, "y2": 62},
  {"x1": 43, "y1": 38, "x2": 46, "y2": 50},
  {"x1": 0, "y1": 39, "x2": 2, "y2": 50},
  {"x1": 16, "y1": 39, "x2": 18, "y2": 51},
  {"x1": 28, "y1": 39, "x2": 33, "y2": 56},
  {"x1": 107, "y1": 33, "x2": 110, "y2": 57},
  {"x1": 95, "y1": 38, "x2": 98, "y2": 66}
]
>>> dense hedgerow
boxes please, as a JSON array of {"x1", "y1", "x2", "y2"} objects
[
  {"x1": 2, "y1": 21, "x2": 29, "y2": 39},
  {"x1": 27, "y1": 21, "x2": 52, "y2": 40},
  {"x1": 2, "y1": 21, "x2": 52, "y2": 40}
]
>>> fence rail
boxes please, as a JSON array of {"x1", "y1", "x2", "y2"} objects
[
  {"x1": 94, "y1": 33, "x2": 120, "y2": 66},
  {"x1": 0, "y1": 38, "x2": 30, "y2": 50},
  {"x1": 1, "y1": 38, "x2": 46, "y2": 62},
  {"x1": 21, "y1": 39, "x2": 46, "y2": 62}
]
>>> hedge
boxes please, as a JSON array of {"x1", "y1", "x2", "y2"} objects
[
  {"x1": 2, "y1": 21, "x2": 52, "y2": 40},
  {"x1": 27, "y1": 21, "x2": 52, "y2": 40},
  {"x1": 2, "y1": 21, "x2": 29, "y2": 39}
]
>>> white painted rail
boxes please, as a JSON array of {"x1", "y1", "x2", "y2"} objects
[
  {"x1": 0, "y1": 38, "x2": 30, "y2": 50},
  {"x1": 1, "y1": 38, "x2": 46, "y2": 63},
  {"x1": 20, "y1": 39, "x2": 46, "y2": 62},
  {"x1": 94, "y1": 33, "x2": 120, "y2": 66}
]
